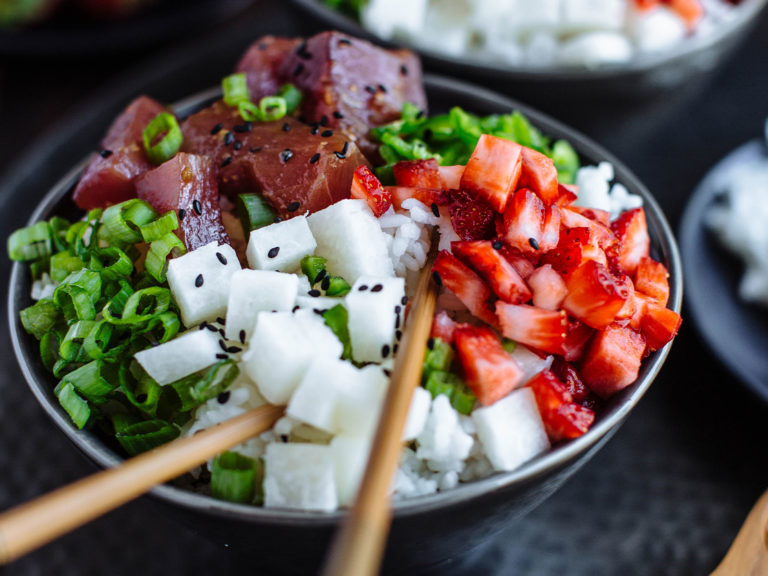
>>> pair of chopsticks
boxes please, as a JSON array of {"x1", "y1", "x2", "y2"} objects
[{"x1": 0, "y1": 244, "x2": 439, "y2": 575}]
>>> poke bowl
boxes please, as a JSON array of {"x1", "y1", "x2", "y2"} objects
[
  {"x1": 290, "y1": 0, "x2": 767, "y2": 104},
  {"x1": 7, "y1": 32, "x2": 682, "y2": 575}
]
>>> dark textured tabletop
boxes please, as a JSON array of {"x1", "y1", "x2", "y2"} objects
[{"x1": 1, "y1": 3, "x2": 767, "y2": 575}]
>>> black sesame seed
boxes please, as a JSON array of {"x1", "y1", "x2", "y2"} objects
[
  {"x1": 283, "y1": 122, "x2": 291, "y2": 132},
  {"x1": 309, "y1": 152, "x2": 321, "y2": 164},
  {"x1": 313, "y1": 308, "x2": 325, "y2": 316},
  {"x1": 216, "y1": 317, "x2": 226, "y2": 325},
  {"x1": 136, "y1": 393, "x2": 148, "y2": 403},
  {"x1": 396, "y1": 330, "x2": 402, "y2": 341},
  {"x1": 273, "y1": 216, "x2": 282, "y2": 223},
  {"x1": 178, "y1": 208, "x2": 186, "y2": 221},
  {"x1": 528, "y1": 237, "x2": 540, "y2": 250},
  {"x1": 293, "y1": 63, "x2": 305, "y2": 77},
  {"x1": 395, "y1": 315, "x2": 401, "y2": 329},
  {"x1": 219, "y1": 339, "x2": 228, "y2": 352},
  {"x1": 297, "y1": 41, "x2": 312, "y2": 60},
  {"x1": 195, "y1": 274, "x2": 204, "y2": 288},
  {"x1": 311, "y1": 126, "x2": 320, "y2": 135},
  {"x1": 217, "y1": 391, "x2": 231, "y2": 404},
  {"x1": 280, "y1": 149, "x2": 293, "y2": 162},
  {"x1": 431, "y1": 203, "x2": 440, "y2": 217},
  {"x1": 315, "y1": 269, "x2": 327, "y2": 284},
  {"x1": 280, "y1": 434, "x2": 289, "y2": 443},
  {"x1": 371, "y1": 284, "x2": 384, "y2": 292},
  {"x1": 233, "y1": 140, "x2": 242, "y2": 151},
  {"x1": 308, "y1": 289, "x2": 321, "y2": 297},
  {"x1": 193, "y1": 199, "x2": 202, "y2": 215},
  {"x1": 239, "y1": 329, "x2": 246, "y2": 344},
  {"x1": 100, "y1": 149, "x2": 113, "y2": 158},
  {"x1": 333, "y1": 111, "x2": 344, "y2": 119},
  {"x1": 205, "y1": 323, "x2": 218, "y2": 332},
  {"x1": 233, "y1": 123, "x2": 250, "y2": 133},
  {"x1": 224, "y1": 131, "x2": 234, "y2": 146},
  {"x1": 220, "y1": 157, "x2": 232, "y2": 168},
  {"x1": 292, "y1": 305, "x2": 300, "y2": 313},
  {"x1": 210, "y1": 122, "x2": 223, "y2": 135},
  {"x1": 493, "y1": 240, "x2": 503, "y2": 250},
  {"x1": 216, "y1": 353, "x2": 229, "y2": 360},
  {"x1": 226, "y1": 345, "x2": 242, "y2": 354},
  {"x1": 287, "y1": 201, "x2": 300, "y2": 212},
  {"x1": 268, "y1": 246, "x2": 280, "y2": 258},
  {"x1": 383, "y1": 369, "x2": 392, "y2": 377},
  {"x1": 334, "y1": 151, "x2": 346, "y2": 160},
  {"x1": 321, "y1": 129, "x2": 334, "y2": 138},
  {"x1": 400, "y1": 64, "x2": 409, "y2": 76},
  {"x1": 365, "y1": 85, "x2": 377, "y2": 95},
  {"x1": 395, "y1": 305, "x2": 402, "y2": 314},
  {"x1": 378, "y1": 84, "x2": 388, "y2": 93},
  {"x1": 320, "y1": 115, "x2": 329, "y2": 127},
  {"x1": 381, "y1": 344, "x2": 391, "y2": 358},
  {"x1": 393, "y1": 344, "x2": 399, "y2": 354},
  {"x1": 216, "y1": 252, "x2": 228, "y2": 265},
  {"x1": 321, "y1": 275, "x2": 331, "y2": 291},
  {"x1": 339, "y1": 38, "x2": 351, "y2": 45},
  {"x1": 199, "y1": 322, "x2": 208, "y2": 330},
  {"x1": 416, "y1": 110, "x2": 425, "y2": 119},
  {"x1": 427, "y1": 337, "x2": 435, "y2": 350},
  {"x1": 359, "y1": 284, "x2": 369, "y2": 291},
  {"x1": 432, "y1": 271, "x2": 442, "y2": 286},
  {"x1": 250, "y1": 146, "x2": 262, "y2": 153},
  {"x1": 218, "y1": 328, "x2": 226, "y2": 338},
  {"x1": 401, "y1": 296, "x2": 408, "y2": 305},
  {"x1": 341, "y1": 141, "x2": 349, "y2": 155}
]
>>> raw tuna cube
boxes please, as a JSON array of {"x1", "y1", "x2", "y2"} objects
[
  {"x1": 330, "y1": 435, "x2": 371, "y2": 507},
  {"x1": 73, "y1": 95, "x2": 167, "y2": 209},
  {"x1": 263, "y1": 443, "x2": 338, "y2": 511},
  {"x1": 278, "y1": 31, "x2": 427, "y2": 159},
  {"x1": 472, "y1": 388, "x2": 551, "y2": 472},
  {"x1": 234, "y1": 35, "x2": 301, "y2": 99},
  {"x1": 345, "y1": 275, "x2": 405, "y2": 364},
  {"x1": 225, "y1": 270, "x2": 299, "y2": 342},
  {"x1": 307, "y1": 199, "x2": 394, "y2": 283},
  {"x1": 166, "y1": 241, "x2": 241, "y2": 327},
  {"x1": 246, "y1": 215, "x2": 316, "y2": 273},
  {"x1": 134, "y1": 329, "x2": 220, "y2": 385},
  {"x1": 135, "y1": 153, "x2": 229, "y2": 251}
]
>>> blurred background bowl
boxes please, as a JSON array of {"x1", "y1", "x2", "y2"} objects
[{"x1": 8, "y1": 74, "x2": 682, "y2": 575}]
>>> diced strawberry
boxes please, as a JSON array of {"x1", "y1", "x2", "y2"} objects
[
  {"x1": 640, "y1": 302, "x2": 682, "y2": 350},
  {"x1": 498, "y1": 245, "x2": 536, "y2": 279},
  {"x1": 502, "y1": 188, "x2": 560, "y2": 256},
  {"x1": 561, "y1": 208, "x2": 616, "y2": 249},
  {"x1": 634, "y1": 256, "x2": 670, "y2": 306},
  {"x1": 555, "y1": 183, "x2": 578, "y2": 207},
  {"x1": 448, "y1": 189, "x2": 498, "y2": 241},
  {"x1": 633, "y1": 0, "x2": 660, "y2": 10},
  {"x1": 528, "y1": 264, "x2": 567, "y2": 310},
  {"x1": 460, "y1": 134, "x2": 522, "y2": 213},
  {"x1": 561, "y1": 320, "x2": 595, "y2": 362},
  {"x1": 496, "y1": 301, "x2": 567, "y2": 355},
  {"x1": 551, "y1": 358, "x2": 591, "y2": 404},
  {"x1": 393, "y1": 158, "x2": 442, "y2": 189},
  {"x1": 451, "y1": 240, "x2": 532, "y2": 304},
  {"x1": 562, "y1": 259, "x2": 629, "y2": 329},
  {"x1": 527, "y1": 370, "x2": 595, "y2": 441},
  {"x1": 438, "y1": 165, "x2": 464, "y2": 189},
  {"x1": 350, "y1": 165, "x2": 392, "y2": 217},
  {"x1": 541, "y1": 227, "x2": 591, "y2": 276},
  {"x1": 433, "y1": 250, "x2": 498, "y2": 327},
  {"x1": 528, "y1": 370, "x2": 571, "y2": 412},
  {"x1": 580, "y1": 324, "x2": 646, "y2": 398},
  {"x1": 519, "y1": 147, "x2": 558, "y2": 204},
  {"x1": 615, "y1": 276, "x2": 637, "y2": 320},
  {"x1": 668, "y1": 0, "x2": 703, "y2": 27},
  {"x1": 569, "y1": 205, "x2": 611, "y2": 226},
  {"x1": 388, "y1": 186, "x2": 451, "y2": 211},
  {"x1": 610, "y1": 207, "x2": 650, "y2": 277},
  {"x1": 431, "y1": 310, "x2": 457, "y2": 345},
  {"x1": 548, "y1": 403, "x2": 596, "y2": 441},
  {"x1": 453, "y1": 323, "x2": 524, "y2": 406}
]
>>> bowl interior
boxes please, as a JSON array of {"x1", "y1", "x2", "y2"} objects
[{"x1": 8, "y1": 74, "x2": 682, "y2": 526}]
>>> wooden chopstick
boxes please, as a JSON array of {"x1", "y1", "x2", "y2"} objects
[
  {"x1": 320, "y1": 238, "x2": 440, "y2": 576},
  {"x1": 0, "y1": 403, "x2": 284, "y2": 565}
]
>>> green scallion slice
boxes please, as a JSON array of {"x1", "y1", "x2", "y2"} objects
[
  {"x1": 99, "y1": 199, "x2": 158, "y2": 247},
  {"x1": 222, "y1": 73, "x2": 250, "y2": 107},
  {"x1": 116, "y1": 420, "x2": 179, "y2": 456},
  {"x1": 20, "y1": 298, "x2": 60, "y2": 340},
  {"x1": 62, "y1": 359, "x2": 119, "y2": 401},
  {"x1": 171, "y1": 359, "x2": 239, "y2": 412},
  {"x1": 55, "y1": 382, "x2": 91, "y2": 429},
  {"x1": 91, "y1": 247, "x2": 133, "y2": 282},
  {"x1": 422, "y1": 338, "x2": 453, "y2": 381},
  {"x1": 142, "y1": 112, "x2": 183, "y2": 165},
  {"x1": 300, "y1": 255, "x2": 327, "y2": 285},
  {"x1": 236, "y1": 193, "x2": 276, "y2": 237},
  {"x1": 324, "y1": 276, "x2": 350, "y2": 297},
  {"x1": 140, "y1": 211, "x2": 179, "y2": 243},
  {"x1": 258, "y1": 96, "x2": 287, "y2": 122},
  {"x1": 323, "y1": 304, "x2": 352, "y2": 360},
  {"x1": 276, "y1": 83, "x2": 302, "y2": 115},
  {"x1": 211, "y1": 452, "x2": 260, "y2": 503},
  {"x1": 145, "y1": 232, "x2": 186, "y2": 282},
  {"x1": 237, "y1": 101, "x2": 260, "y2": 123},
  {"x1": 7, "y1": 221, "x2": 52, "y2": 262},
  {"x1": 50, "y1": 250, "x2": 85, "y2": 283}
]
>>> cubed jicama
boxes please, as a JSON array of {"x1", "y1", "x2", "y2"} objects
[
  {"x1": 560, "y1": 0, "x2": 626, "y2": 31},
  {"x1": 628, "y1": 6, "x2": 687, "y2": 53},
  {"x1": 134, "y1": 328, "x2": 220, "y2": 385},
  {"x1": 333, "y1": 364, "x2": 389, "y2": 437},
  {"x1": 403, "y1": 386, "x2": 432, "y2": 441},
  {"x1": 166, "y1": 242, "x2": 241, "y2": 327},
  {"x1": 558, "y1": 32, "x2": 633, "y2": 67},
  {"x1": 345, "y1": 275, "x2": 405, "y2": 364},
  {"x1": 225, "y1": 269, "x2": 298, "y2": 341},
  {"x1": 307, "y1": 199, "x2": 394, "y2": 283},
  {"x1": 472, "y1": 388, "x2": 550, "y2": 472},
  {"x1": 416, "y1": 395, "x2": 473, "y2": 473},
  {"x1": 246, "y1": 215, "x2": 316, "y2": 273},
  {"x1": 263, "y1": 443, "x2": 338, "y2": 511},
  {"x1": 330, "y1": 435, "x2": 371, "y2": 507}
]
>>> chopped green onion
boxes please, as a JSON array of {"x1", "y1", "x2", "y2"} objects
[
  {"x1": 142, "y1": 112, "x2": 183, "y2": 165},
  {"x1": 276, "y1": 84, "x2": 302, "y2": 115},
  {"x1": 59, "y1": 320, "x2": 98, "y2": 362},
  {"x1": 501, "y1": 338, "x2": 517, "y2": 354},
  {"x1": 116, "y1": 420, "x2": 179, "y2": 456},
  {"x1": 55, "y1": 382, "x2": 91, "y2": 429},
  {"x1": 171, "y1": 360, "x2": 239, "y2": 412},
  {"x1": 81, "y1": 320, "x2": 117, "y2": 360},
  {"x1": 40, "y1": 331, "x2": 61, "y2": 371},
  {"x1": 90, "y1": 247, "x2": 133, "y2": 282},
  {"x1": 20, "y1": 298, "x2": 60, "y2": 340},
  {"x1": 424, "y1": 370, "x2": 476, "y2": 415},
  {"x1": 300, "y1": 255, "x2": 327, "y2": 285},
  {"x1": 422, "y1": 338, "x2": 453, "y2": 380},
  {"x1": 324, "y1": 276, "x2": 351, "y2": 297},
  {"x1": 62, "y1": 359, "x2": 119, "y2": 401},
  {"x1": 7, "y1": 221, "x2": 52, "y2": 261},
  {"x1": 50, "y1": 250, "x2": 85, "y2": 283},
  {"x1": 211, "y1": 451, "x2": 260, "y2": 503},
  {"x1": 451, "y1": 386, "x2": 476, "y2": 415},
  {"x1": 222, "y1": 73, "x2": 250, "y2": 107},
  {"x1": 258, "y1": 96, "x2": 287, "y2": 122},
  {"x1": 99, "y1": 199, "x2": 158, "y2": 247},
  {"x1": 236, "y1": 193, "x2": 276, "y2": 237},
  {"x1": 120, "y1": 361, "x2": 162, "y2": 416},
  {"x1": 53, "y1": 269, "x2": 102, "y2": 322},
  {"x1": 145, "y1": 232, "x2": 186, "y2": 282},
  {"x1": 103, "y1": 286, "x2": 172, "y2": 325},
  {"x1": 140, "y1": 211, "x2": 179, "y2": 243},
  {"x1": 237, "y1": 101, "x2": 260, "y2": 123},
  {"x1": 323, "y1": 304, "x2": 352, "y2": 360},
  {"x1": 139, "y1": 311, "x2": 181, "y2": 346},
  {"x1": 552, "y1": 140, "x2": 579, "y2": 185}
]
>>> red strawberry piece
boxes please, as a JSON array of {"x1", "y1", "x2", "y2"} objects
[
  {"x1": 393, "y1": 158, "x2": 442, "y2": 189},
  {"x1": 528, "y1": 370, "x2": 572, "y2": 412},
  {"x1": 610, "y1": 207, "x2": 650, "y2": 277},
  {"x1": 615, "y1": 275, "x2": 637, "y2": 320},
  {"x1": 448, "y1": 189, "x2": 498, "y2": 241},
  {"x1": 388, "y1": 186, "x2": 451, "y2": 211},
  {"x1": 496, "y1": 301, "x2": 567, "y2": 355},
  {"x1": 561, "y1": 320, "x2": 595, "y2": 362},
  {"x1": 634, "y1": 256, "x2": 670, "y2": 306},
  {"x1": 549, "y1": 403, "x2": 596, "y2": 441},
  {"x1": 350, "y1": 165, "x2": 392, "y2": 217},
  {"x1": 433, "y1": 250, "x2": 498, "y2": 326},
  {"x1": 551, "y1": 358, "x2": 591, "y2": 404},
  {"x1": 502, "y1": 188, "x2": 560, "y2": 256},
  {"x1": 527, "y1": 370, "x2": 595, "y2": 441},
  {"x1": 528, "y1": 264, "x2": 568, "y2": 310},
  {"x1": 541, "y1": 227, "x2": 591, "y2": 276},
  {"x1": 561, "y1": 208, "x2": 616, "y2": 249},
  {"x1": 439, "y1": 165, "x2": 464, "y2": 189},
  {"x1": 453, "y1": 323, "x2": 524, "y2": 406},
  {"x1": 519, "y1": 146, "x2": 558, "y2": 205},
  {"x1": 668, "y1": 0, "x2": 703, "y2": 28},
  {"x1": 499, "y1": 244, "x2": 536, "y2": 279},
  {"x1": 640, "y1": 301, "x2": 682, "y2": 350},
  {"x1": 460, "y1": 134, "x2": 522, "y2": 213},
  {"x1": 555, "y1": 183, "x2": 578, "y2": 207},
  {"x1": 569, "y1": 205, "x2": 611, "y2": 226},
  {"x1": 580, "y1": 323, "x2": 646, "y2": 398},
  {"x1": 563, "y1": 259, "x2": 630, "y2": 329},
  {"x1": 431, "y1": 310, "x2": 458, "y2": 345},
  {"x1": 452, "y1": 240, "x2": 532, "y2": 304}
]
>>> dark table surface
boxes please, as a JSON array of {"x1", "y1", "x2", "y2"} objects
[{"x1": 1, "y1": 3, "x2": 767, "y2": 575}]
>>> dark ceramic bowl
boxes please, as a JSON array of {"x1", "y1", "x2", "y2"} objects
[
  {"x1": 8, "y1": 75, "x2": 682, "y2": 575},
  {"x1": 290, "y1": 0, "x2": 767, "y2": 104}
]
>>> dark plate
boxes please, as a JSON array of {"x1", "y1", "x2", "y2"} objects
[
  {"x1": 680, "y1": 138, "x2": 768, "y2": 402},
  {"x1": 0, "y1": 0, "x2": 253, "y2": 55},
  {"x1": 7, "y1": 72, "x2": 682, "y2": 573}
]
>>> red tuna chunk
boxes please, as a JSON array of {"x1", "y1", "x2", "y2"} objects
[
  {"x1": 135, "y1": 153, "x2": 229, "y2": 251},
  {"x1": 73, "y1": 95, "x2": 167, "y2": 210},
  {"x1": 234, "y1": 36, "x2": 302, "y2": 101}
]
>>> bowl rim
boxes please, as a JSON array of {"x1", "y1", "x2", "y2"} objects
[
  {"x1": 8, "y1": 73, "x2": 682, "y2": 527},
  {"x1": 290, "y1": 0, "x2": 768, "y2": 81}
]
